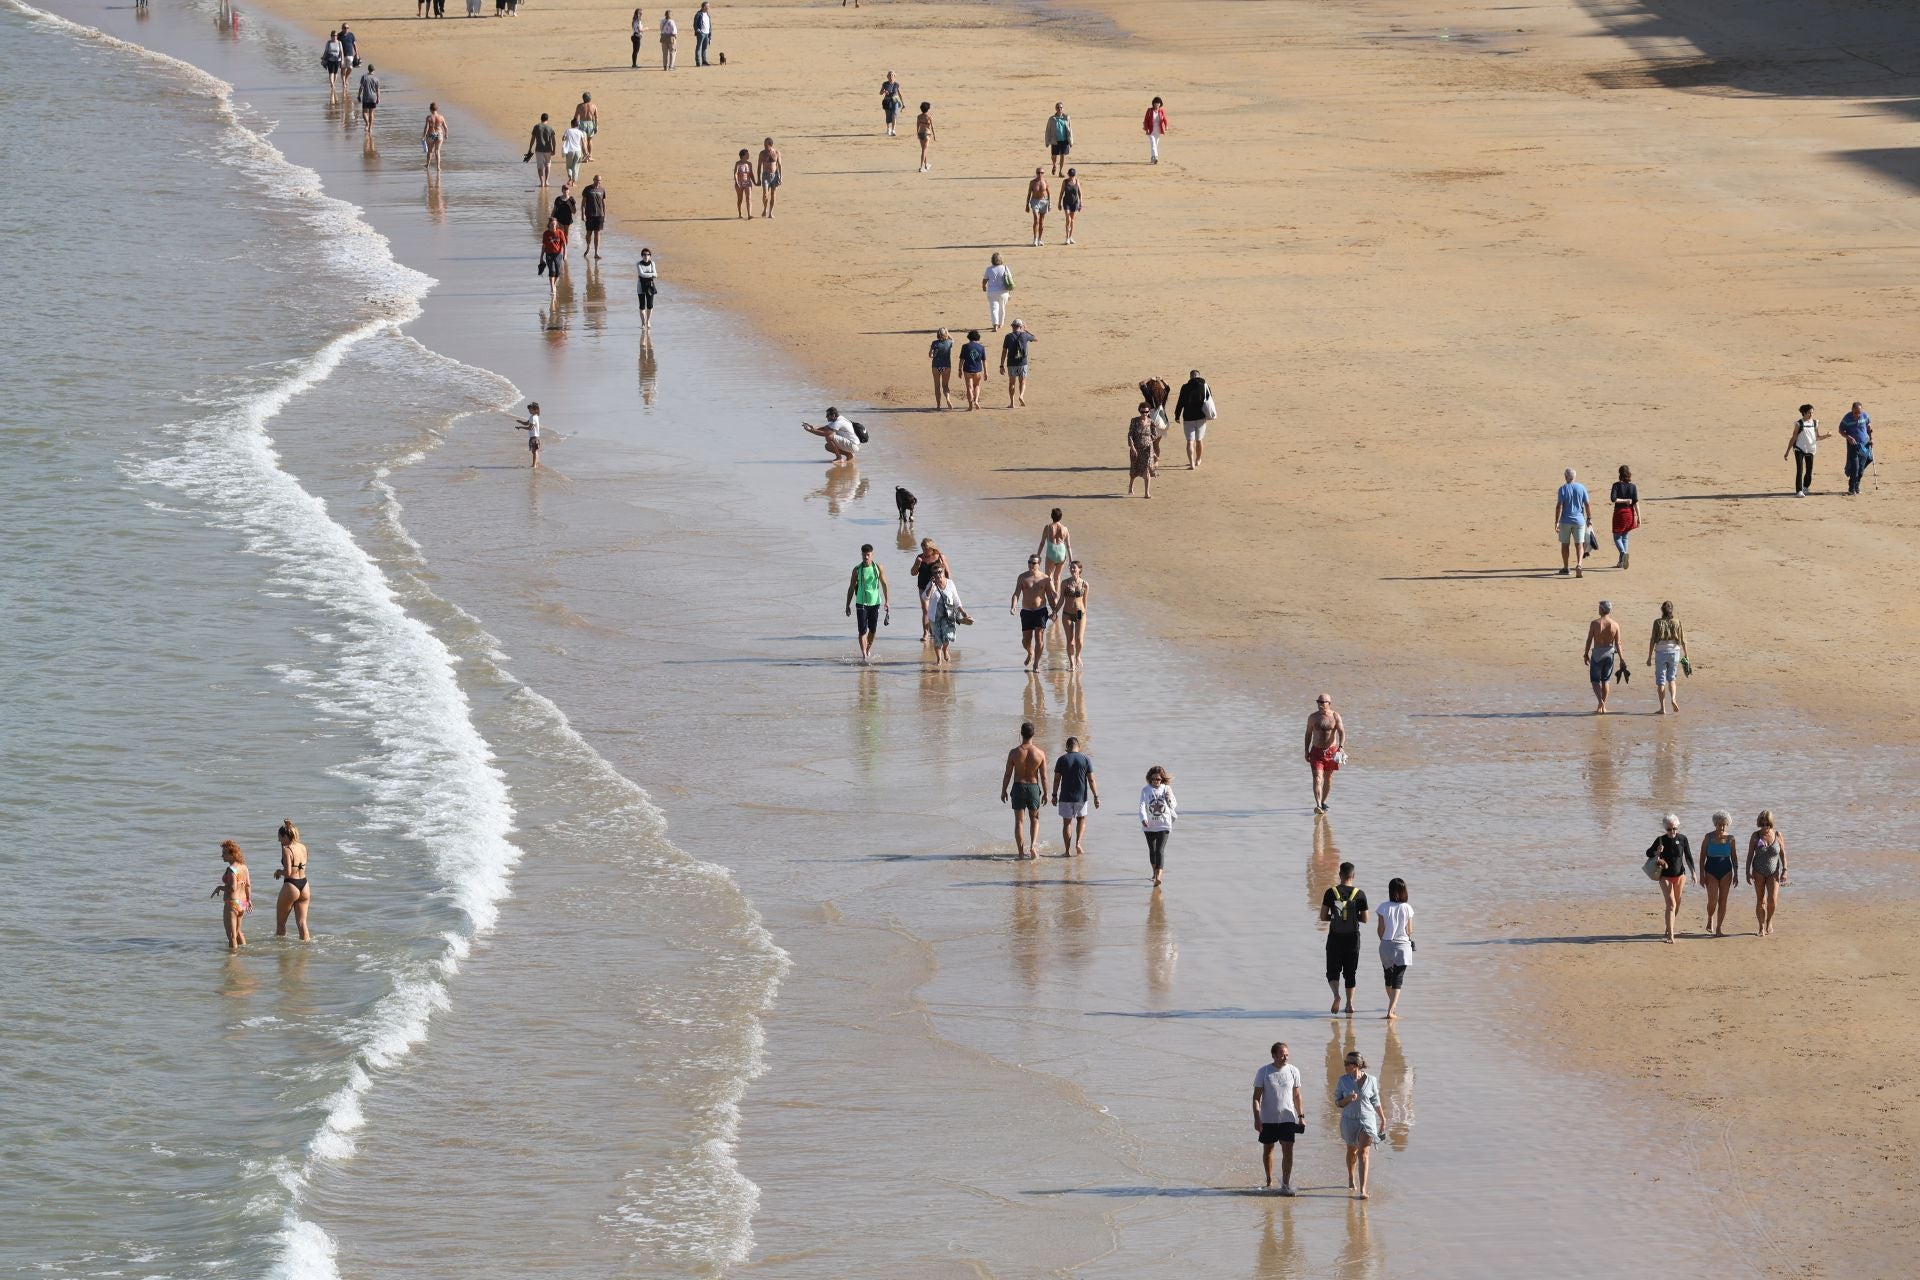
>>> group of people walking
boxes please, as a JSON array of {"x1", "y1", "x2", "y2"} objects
[
  {"x1": 1644, "y1": 810, "x2": 1789, "y2": 942},
  {"x1": 213, "y1": 821, "x2": 314, "y2": 951}
]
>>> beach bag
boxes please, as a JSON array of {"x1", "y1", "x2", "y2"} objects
[
  {"x1": 851, "y1": 421, "x2": 870, "y2": 444},
  {"x1": 1612, "y1": 504, "x2": 1637, "y2": 536},
  {"x1": 1642, "y1": 855, "x2": 1663, "y2": 881},
  {"x1": 1584, "y1": 526, "x2": 1600, "y2": 553},
  {"x1": 1202, "y1": 391, "x2": 1218, "y2": 421},
  {"x1": 1149, "y1": 406, "x2": 1168, "y2": 434},
  {"x1": 1000, "y1": 268, "x2": 1014, "y2": 292}
]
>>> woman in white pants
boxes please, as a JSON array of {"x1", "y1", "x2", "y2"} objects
[{"x1": 981, "y1": 252, "x2": 1013, "y2": 331}]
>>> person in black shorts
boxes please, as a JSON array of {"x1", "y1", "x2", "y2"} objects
[
  {"x1": 580, "y1": 175, "x2": 608, "y2": 259},
  {"x1": 1008, "y1": 555, "x2": 1059, "y2": 672},
  {"x1": 1320, "y1": 861, "x2": 1368, "y2": 1015}
]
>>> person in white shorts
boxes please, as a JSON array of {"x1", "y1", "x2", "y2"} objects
[
  {"x1": 1173, "y1": 369, "x2": 1213, "y2": 469},
  {"x1": 1253, "y1": 1041, "x2": 1305, "y2": 1194},
  {"x1": 1050, "y1": 737, "x2": 1100, "y2": 856}
]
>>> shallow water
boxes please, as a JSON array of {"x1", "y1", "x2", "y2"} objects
[{"x1": 8, "y1": 1, "x2": 1917, "y2": 1276}]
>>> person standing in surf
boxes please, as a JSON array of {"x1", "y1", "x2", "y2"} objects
[
  {"x1": 273, "y1": 820, "x2": 313, "y2": 941},
  {"x1": 212, "y1": 840, "x2": 251, "y2": 952},
  {"x1": 514, "y1": 401, "x2": 546, "y2": 468},
  {"x1": 357, "y1": 64, "x2": 381, "y2": 136},
  {"x1": 422, "y1": 102, "x2": 449, "y2": 176},
  {"x1": 844, "y1": 543, "x2": 891, "y2": 665}
]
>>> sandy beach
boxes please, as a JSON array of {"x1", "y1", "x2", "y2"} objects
[{"x1": 43, "y1": 0, "x2": 1920, "y2": 1272}]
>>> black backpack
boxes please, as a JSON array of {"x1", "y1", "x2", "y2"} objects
[{"x1": 851, "y1": 421, "x2": 870, "y2": 444}]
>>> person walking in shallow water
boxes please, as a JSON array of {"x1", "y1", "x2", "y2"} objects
[
  {"x1": 422, "y1": 102, "x2": 449, "y2": 176},
  {"x1": 1252, "y1": 1041, "x2": 1305, "y2": 1195},
  {"x1": 273, "y1": 819, "x2": 312, "y2": 940},
  {"x1": 356, "y1": 64, "x2": 380, "y2": 136},
  {"x1": 1305, "y1": 694, "x2": 1343, "y2": 813},
  {"x1": 844, "y1": 543, "x2": 891, "y2": 665},
  {"x1": 1646, "y1": 600, "x2": 1688, "y2": 715},
  {"x1": 514, "y1": 401, "x2": 546, "y2": 467},
  {"x1": 1139, "y1": 765, "x2": 1177, "y2": 885},
  {"x1": 1336, "y1": 1050, "x2": 1383, "y2": 1199},
  {"x1": 1376, "y1": 878, "x2": 1414, "y2": 1018},
  {"x1": 924, "y1": 563, "x2": 968, "y2": 665},
  {"x1": 1321, "y1": 861, "x2": 1367, "y2": 1012},
  {"x1": 1582, "y1": 600, "x2": 1620, "y2": 714},
  {"x1": 1747, "y1": 810, "x2": 1787, "y2": 935},
  {"x1": 537, "y1": 220, "x2": 565, "y2": 307},
  {"x1": 1051, "y1": 735, "x2": 1099, "y2": 857},
  {"x1": 213, "y1": 840, "x2": 251, "y2": 951},
  {"x1": 1001, "y1": 721, "x2": 1049, "y2": 859}
]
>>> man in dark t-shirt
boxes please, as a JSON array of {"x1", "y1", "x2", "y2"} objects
[
  {"x1": 1050, "y1": 736, "x2": 1100, "y2": 857},
  {"x1": 580, "y1": 176, "x2": 608, "y2": 259},
  {"x1": 1319, "y1": 861, "x2": 1369, "y2": 1015},
  {"x1": 998, "y1": 320, "x2": 1037, "y2": 409}
]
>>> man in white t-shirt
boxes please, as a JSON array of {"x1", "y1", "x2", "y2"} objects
[{"x1": 1252, "y1": 1041, "x2": 1305, "y2": 1194}]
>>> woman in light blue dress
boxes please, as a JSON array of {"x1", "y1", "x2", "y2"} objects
[{"x1": 1336, "y1": 1050, "x2": 1384, "y2": 1199}]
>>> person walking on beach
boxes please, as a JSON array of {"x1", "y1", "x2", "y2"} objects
[
  {"x1": 581, "y1": 175, "x2": 608, "y2": 259},
  {"x1": 1127, "y1": 403, "x2": 1156, "y2": 498},
  {"x1": 526, "y1": 113, "x2": 557, "y2": 187},
  {"x1": 910, "y1": 537, "x2": 950, "y2": 638},
  {"x1": 1035, "y1": 508, "x2": 1072, "y2": 588},
  {"x1": 572, "y1": 94, "x2": 599, "y2": 160},
  {"x1": 1000, "y1": 319, "x2": 1037, "y2": 408},
  {"x1": 1045, "y1": 102, "x2": 1072, "y2": 176},
  {"x1": 537, "y1": 220, "x2": 565, "y2": 307},
  {"x1": 1747, "y1": 810, "x2": 1788, "y2": 936},
  {"x1": 1253, "y1": 1042, "x2": 1305, "y2": 1194},
  {"x1": 213, "y1": 840, "x2": 251, "y2": 951},
  {"x1": 1646, "y1": 600, "x2": 1689, "y2": 715},
  {"x1": 1010, "y1": 555, "x2": 1059, "y2": 671},
  {"x1": 631, "y1": 8, "x2": 645, "y2": 68},
  {"x1": 915, "y1": 102, "x2": 936, "y2": 172},
  {"x1": 1335, "y1": 1050, "x2": 1384, "y2": 1199},
  {"x1": 1052, "y1": 736, "x2": 1100, "y2": 857},
  {"x1": 1057, "y1": 559, "x2": 1090, "y2": 665},
  {"x1": 925, "y1": 563, "x2": 969, "y2": 665},
  {"x1": 1699, "y1": 811, "x2": 1738, "y2": 937},
  {"x1": 1840, "y1": 401, "x2": 1873, "y2": 495},
  {"x1": 928, "y1": 328, "x2": 954, "y2": 408},
  {"x1": 757, "y1": 138, "x2": 783, "y2": 218},
  {"x1": 1025, "y1": 169, "x2": 1051, "y2": 247},
  {"x1": 356, "y1": 64, "x2": 380, "y2": 135},
  {"x1": 844, "y1": 543, "x2": 891, "y2": 665},
  {"x1": 693, "y1": 2, "x2": 713, "y2": 66},
  {"x1": 960, "y1": 330, "x2": 988, "y2": 409},
  {"x1": 1786, "y1": 404, "x2": 1829, "y2": 497},
  {"x1": 1646, "y1": 814, "x2": 1693, "y2": 942},
  {"x1": 636, "y1": 247, "x2": 658, "y2": 330},
  {"x1": 1139, "y1": 765, "x2": 1177, "y2": 885},
  {"x1": 1001, "y1": 722, "x2": 1050, "y2": 859},
  {"x1": 982, "y1": 253, "x2": 1013, "y2": 332},
  {"x1": 1173, "y1": 370, "x2": 1214, "y2": 470},
  {"x1": 323, "y1": 30, "x2": 346, "y2": 98},
  {"x1": 551, "y1": 183, "x2": 578, "y2": 256},
  {"x1": 880, "y1": 71, "x2": 904, "y2": 136},
  {"x1": 560, "y1": 122, "x2": 587, "y2": 185},
  {"x1": 1305, "y1": 693, "x2": 1344, "y2": 814},
  {"x1": 338, "y1": 22, "x2": 358, "y2": 72},
  {"x1": 1321, "y1": 862, "x2": 1368, "y2": 1013},
  {"x1": 802, "y1": 407, "x2": 860, "y2": 461},
  {"x1": 1555, "y1": 467, "x2": 1591, "y2": 577},
  {"x1": 513, "y1": 401, "x2": 545, "y2": 467},
  {"x1": 1609, "y1": 464, "x2": 1638, "y2": 568},
  {"x1": 1376, "y1": 878, "x2": 1413, "y2": 1020},
  {"x1": 272, "y1": 819, "x2": 313, "y2": 941},
  {"x1": 422, "y1": 102, "x2": 449, "y2": 176},
  {"x1": 1060, "y1": 168, "x2": 1082, "y2": 244},
  {"x1": 659, "y1": 10, "x2": 679, "y2": 70},
  {"x1": 1142, "y1": 96, "x2": 1168, "y2": 163},
  {"x1": 733, "y1": 149, "x2": 756, "y2": 218},
  {"x1": 1583, "y1": 600, "x2": 1621, "y2": 714}
]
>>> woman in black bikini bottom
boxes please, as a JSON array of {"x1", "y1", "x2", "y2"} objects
[
  {"x1": 274, "y1": 818, "x2": 313, "y2": 940},
  {"x1": 1059, "y1": 560, "x2": 1090, "y2": 668}
]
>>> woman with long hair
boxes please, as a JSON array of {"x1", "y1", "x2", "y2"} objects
[
  {"x1": 1059, "y1": 560, "x2": 1089, "y2": 669},
  {"x1": 1035, "y1": 507, "x2": 1072, "y2": 588},
  {"x1": 273, "y1": 820, "x2": 313, "y2": 940},
  {"x1": 212, "y1": 841, "x2": 251, "y2": 952},
  {"x1": 1646, "y1": 600, "x2": 1689, "y2": 715},
  {"x1": 1747, "y1": 810, "x2": 1788, "y2": 936},
  {"x1": 1138, "y1": 766, "x2": 1177, "y2": 886},
  {"x1": 1609, "y1": 464, "x2": 1639, "y2": 568},
  {"x1": 1335, "y1": 1050, "x2": 1384, "y2": 1199}
]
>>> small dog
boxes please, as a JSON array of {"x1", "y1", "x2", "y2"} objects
[{"x1": 895, "y1": 486, "x2": 917, "y2": 524}]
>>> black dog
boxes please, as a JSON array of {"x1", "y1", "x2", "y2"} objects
[{"x1": 895, "y1": 486, "x2": 917, "y2": 524}]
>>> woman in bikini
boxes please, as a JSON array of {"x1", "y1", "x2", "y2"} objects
[
  {"x1": 213, "y1": 840, "x2": 251, "y2": 952},
  {"x1": 1697, "y1": 810, "x2": 1737, "y2": 937},
  {"x1": 1059, "y1": 560, "x2": 1089, "y2": 668},
  {"x1": 1746, "y1": 809, "x2": 1788, "y2": 936},
  {"x1": 732, "y1": 148, "x2": 755, "y2": 219},
  {"x1": 910, "y1": 537, "x2": 950, "y2": 640},
  {"x1": 273, "y1": 819, "x2": 313, "y2": 940},
  {"x1": 915, "y1": 102, "x2": 935, "y2": 172},
  {"x1": 1060, "y1": 167, "x2": 1082, "y2": 245},
  {"x1": 1035, "y1": 508, "x2": 1072, "y2": 588}
]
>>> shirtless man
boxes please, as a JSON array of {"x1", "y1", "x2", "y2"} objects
[
  {"x1": 1582, "y1": 600, "x2": 1622, "y2": 715},
  {"x1": 1304, "y1": 694, "x2": 1344, "y2": 814},
  {"x1": 422, "y1": 102, "x2": 449, "y2": 176},
  {"x1": 572, "y1": 93, "x2": 599, "y2": 159},
  {"x1": 999, "y1": 721, "x2": 1050, "y2": 859},
  {"x1": 1009, "y1": 555, "x2": 1060, "y2": 672},
  {"x1": 757, "y1": 137, "x2": 783, "y2": 219}
]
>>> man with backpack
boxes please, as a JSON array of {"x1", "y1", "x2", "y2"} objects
[{"x1": 1320, "y1": 862, "x2": 1368, "y2": 1015}]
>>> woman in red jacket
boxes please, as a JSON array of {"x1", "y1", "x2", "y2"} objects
[{"x1": 1143, "y1": 97, "x2": 1168, "y2": 164}]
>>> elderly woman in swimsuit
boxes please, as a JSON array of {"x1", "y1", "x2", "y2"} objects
[
  {"x1": 1059, "y1": 560, "x2": 1089, "y2": 668},
  {"x1": 273, "y1": 818, "x2": 313, "y2": 940},
  {"x1": 1697, "y1": 810, "x2": 1737, "y2": 937},
  {"x1": 1035, "y1": 507, "x2": 1072, "y2": 588},
  {"x1": 1746, "y1": 809, "x2": 1788, "y2": 936},
  {"x1": 213, "y1": 840, "x2": 251, "y2": 952}
]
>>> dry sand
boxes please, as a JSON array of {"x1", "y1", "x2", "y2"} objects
[{"x1": 249, "y1": 0, "x2": 1920, "y2": 1268}]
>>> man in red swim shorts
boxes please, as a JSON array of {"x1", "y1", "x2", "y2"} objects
[{"x1": 1304, "y1": 694, "x2": 1344, "y2": 814}]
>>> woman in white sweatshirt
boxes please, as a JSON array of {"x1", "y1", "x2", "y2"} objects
[{"x1": 1138, "y1": 765, "x2": 1177, "y2": 886}]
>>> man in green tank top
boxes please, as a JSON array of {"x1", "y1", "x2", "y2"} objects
[{"x1": 844, "y1": 544, "x2": 892, "y2": 665}]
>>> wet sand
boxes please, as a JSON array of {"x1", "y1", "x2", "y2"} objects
[{"x1": 121, "y1": 0, "x2": 1920, "y2": 1273}]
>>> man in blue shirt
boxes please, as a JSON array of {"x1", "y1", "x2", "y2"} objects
[
  {"x1": 1840, "y1": 401, "x2": 1873, "y2": 495},
  {"x1": 1554, "y1": 468, "x2": 1591, "y2": 578},
  {"x1": 1000, "y1": 319, "x2": 1037, "y2": 409},
  {"x1": 1050, "y1": 736, "x2": 1100, "y2": 857}
]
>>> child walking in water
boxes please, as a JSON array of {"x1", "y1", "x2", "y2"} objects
[{"x1": 213, "y1": 840, "x2": 251, "y2": 951}]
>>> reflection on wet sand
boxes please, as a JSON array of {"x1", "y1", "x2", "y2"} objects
[
  {"x1": 1253, "y1": 1201, "x2": 1306, "y2": 1277},
  {"x1": 1584, "y1": 724, "x2": 1624, "y2": 828},
  {"x1": 1145, "y1": 887, "x2": 1176, "y2": 998},
  {"x1": 1341, "y1": 1197, "x2": 1383, "y2": 1279},
  {"x1": 1008, "y1": 854, "x2": 1100, "y2": 988},
  {"x1": 582, "y1": 260, "x2": 607, "y2": 334},
  {"x1": 636, "y1": 335, "x2": 657, "y2": 407},
  {"x1": 807, "y1": 462, "x2": 865, "y2": 516},
  {"x1": 424, "y1": 180, "x2": 447, "y2": 223},
  {"x1": 1380, "y1": 1024, "x2": 1414, "y2": 1151},
  {"x1": 1323, "y1": 1017, "x2": 1357, "y2": 1133},
  {"x1": 851, "y1": 666, "x2": 882, "y2": 783},
  {"x1": 1650, "y1": 724, "x2": 1690, "y2": 810},
  {"x1": 220, "y1": 951, "x2": 259, "y2": 1006},
  {"x1": 1310, "y1": 816, "x2": 1341, "y2": 917}
]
